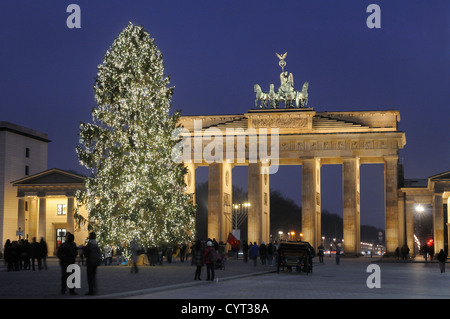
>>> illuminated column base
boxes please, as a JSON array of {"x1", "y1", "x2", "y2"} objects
[
  {"x1": 208, "y1": 162, "x2": 232, "y2": 243},
  {"x1": 384, "y1": 156, "x2": 399, "y2": 254},
  {"x1": 302, "y1": 158, "x2": 321, "y2": 249},
  {"x1": 343, "y1": 157, "x2": 360, "y2": 255}
]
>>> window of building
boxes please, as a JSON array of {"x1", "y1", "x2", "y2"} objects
[
  {"x1": 25, "y1": 147, "x2": 30, "y2": 158},
  {"x1": 56, "y1": 228, "x2": 66, "y2": 248},
  {"x1": 25, "y1": 165, "x2": 29, "y2": 175},
  {"x1": 57, "y1": 204, "x2": 67, "y2": 215}
]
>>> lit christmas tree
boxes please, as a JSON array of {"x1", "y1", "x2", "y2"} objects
[{"x1": 75, "y1": 22, "x2": 196, "y2": 250}]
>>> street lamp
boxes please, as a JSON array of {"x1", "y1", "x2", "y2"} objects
[
  {"x1": 278, "y1": 231, "x2": 283, "y2": 241},
  {"x1": 415, "y1": 203, "x2": 426, "y2": 253}
]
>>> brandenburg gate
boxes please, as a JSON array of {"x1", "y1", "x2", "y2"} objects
[{"x1": 177, "y1": 54, "x2": 406, "y2": 255}]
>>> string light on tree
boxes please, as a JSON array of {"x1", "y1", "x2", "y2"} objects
[{"x1": 75, "y1": 22, "x2": 196, "y2": 251}]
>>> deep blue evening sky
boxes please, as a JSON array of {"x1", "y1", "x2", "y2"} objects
[{"x1": 0, "y1": 1, "x2": 449, "y2": 229}]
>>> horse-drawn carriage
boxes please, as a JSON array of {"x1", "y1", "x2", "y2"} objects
[{"x1": 277, "y1": 241, "x2": 315, "y2": 274}]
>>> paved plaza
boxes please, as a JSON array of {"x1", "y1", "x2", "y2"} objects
[{"x1": 1, "y1": 255, "x2": 449, "y2": 300}]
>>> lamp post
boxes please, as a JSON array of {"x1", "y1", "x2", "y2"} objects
[
  {"x1": 278, "y1": 231, "x2": 283, "y2": 241},
  {"x1": 415, "y1": 203, "x2": 425, "y2": 256}
]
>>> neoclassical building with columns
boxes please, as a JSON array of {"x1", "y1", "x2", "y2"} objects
[
  {"x1": 12, "y1": 169, "x2": 89, "y2": 255},
  {"x1": 179, "y1": 107, "x2": 450, "y2": 256},
  {"x1": 179, "y1": 108, "x2": 407, "y2": 255},
  {"x1": 399, "y1": 172, "x2": 450, "y2": 255}
]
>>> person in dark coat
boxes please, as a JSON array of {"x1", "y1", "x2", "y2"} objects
[
  {"x1": 40, "y1": 238, "x2": 48, "y2": 270},
  {"x1": 30, "y1": 237, "x2": 42, "y2": 270},
  {"x1": 84, "y1": 232, "x2": 100, "y2": 295},
  {"x1": 57, "y1": 233, "x2": 78, "y2": 295},
  {"x1": 193, "y1": 240, "x2": 204, "y2": 280},
  {"x1": 259, "y1": 242, "x2": 267, "y2": 265},
  {"x1": 21, "y1": 240, "x2": 31, "y2": 270},
  {"x1": 242, "y1": 241, "x2": 249, "y2": 262},
  {"x1": 203, "y1": 241, "x2": 215, "y2": 281},
  {"x1": 437, "y1": 249, "x2": 447, "y2": 273},
  {"x1": 250, "y1": 242, "x2": 259, "y2": 267},
  {"x1": 4, "y1": 239, "x2": 13, "y2": 271}
]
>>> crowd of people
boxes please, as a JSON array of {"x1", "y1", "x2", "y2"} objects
[
  {"x1": 3, "y1": 237, "x2": 48, "y2": 271},
  {"x1": 3, "y1": 234, "x2": 448, "y2": 298}
]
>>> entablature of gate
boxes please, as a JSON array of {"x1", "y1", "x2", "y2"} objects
[
  {"x1": 178, "y1": 109, "x2": 402, "y2": 134},
  {"x1": 400, "y1": 171, "x2": 450, "y2": 205},
  {"x1": 178, "y1": 109, "x2": 405, "y2": 166}
]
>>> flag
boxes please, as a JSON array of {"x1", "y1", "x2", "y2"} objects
[{"x1": 227, "y1": 232, "x2": 240, "y2": 250}]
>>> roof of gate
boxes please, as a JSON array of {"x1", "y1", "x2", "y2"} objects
[{"x1": 179, "y1": 109, "x2": 401, "y2": 134}]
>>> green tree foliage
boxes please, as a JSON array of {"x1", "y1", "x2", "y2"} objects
[{"x1": 75, "y1": 22, "x2": 195, "y2": 249}]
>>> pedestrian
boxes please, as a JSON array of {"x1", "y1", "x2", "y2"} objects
[
  {"x1": 30, "y1": 237, "x2": 42, "y2": 270},
  {"x1": 40, "y1": 237, "x2": 48, "y2": 270},
  {"x1": 22, "y1": 239, "x2": 31, "y2": 270},
  {"x1": 274, "y1": 241, "x2": 280, "y2": 266},
  {"x1": 203, "y1": 240, "x2": 216, "y2": 281},
  {"x1": 84, "y1": 232, "x2": 101, "y2": 295},
  {"x1": 335, "y1": 244, "x2": 341, "y2": 265},
  {"x1": 4, "y1": 239, "x2": 13, "y2": 271},
  {"x1": 57, "y1": 233, "x2": 78, "y2": 295},
  {"x1": 242, "y1": 241, "x2": 249, "y2": 262},
  {"x1": 77, "y1": 245, "x2": 84, "y2": 265},
  {"x1": 193, "y1": 240, "x2": 204, "y2": 280},
  {"x1": 267, "y1": 242, "x2": 273, "y2": 266},
  {"x1": 116, "y1": 245, "x2": 124, "y2": 265},
  {"x1": 259, "y1": 241, "x2": 267, "y2": 265},
  {"x1": 395, "y1": 247, "x2": 400, "y2": 260},
  {"x1": 250, "y1": 242, "x2": 259, "y2": 267},
  {"x1": 437, "y1": 249, "x2": 447, "y2": 273},
  {"x1": 130, "y1": 239, "x2": 140, "y2": 273},
  {"x1": 318, "y1": 244, "x2": 324, "y2": 263},
  {"x1": 401, "y1": 244, "x2": 409, "y2": 261},
  {"x1": 180, "y1": 243, "x2": 186, "y2": 262},
  {"x1": 422, "y1": 245, "x2": 428, "y2": 262},
  {"x1": 11, "y1": 241, "x2": 20, "y2": 271},
  {"x1": 429, "y1": 247, "x2": 434, "y2": 261},
  {"x1": 104, "y1": 245, "x2": 112, "y2": 265}
]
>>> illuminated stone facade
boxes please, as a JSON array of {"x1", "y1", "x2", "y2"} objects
[
  {"x1": 11, "y1": 169, "x2": 89, "y2": 256},
  {"x1": 399, "y1": 172, "x2": 450, "y2": 255},
  {"x1": 179, "y1": 108, "x2": 407, "y2": 255},
  {"x1": 0, "y1": 122, "x2": 49, "y2": 247}
]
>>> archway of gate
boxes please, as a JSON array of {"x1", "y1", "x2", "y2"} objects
[{"x1": 180, "y1": 108, "x2": 406, "y2": 254}]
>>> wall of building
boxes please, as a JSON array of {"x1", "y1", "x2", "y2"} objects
[{"x1": 0, "y1": 129, "x2": 48, "y2": 246}]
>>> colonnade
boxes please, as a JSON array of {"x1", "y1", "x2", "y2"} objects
[
  {"x1": 185, "y1": 154, "x2": 402, "y2": 255},
  {"x1": 179, "y1": 109, "x2": 406, "y2": 255}
]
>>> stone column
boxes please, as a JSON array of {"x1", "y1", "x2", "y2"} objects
[
  {"x1": 208, "y1": 162, "x2": 232, "y2": 243},
  {"x1": 405, "y1": 201, "x2": 415, "y2": 256},
  {"x1": 302, "y1": 158, "x2": 321, "y2": 249},
  {"x1": 29, "y1": 199, "x2": 38, "y2": 240},
  {"x1": 446, "y1": 195, "x2": 450, "y2": 255},
  {"x1": 384, "y1": 156, "x2": 399, "y2": 254},
  {"x1": 67, "y1": 196, "x2": 75, "y2": 235},
  {"x1": 17, "y1": 198, "x2": 26, "y2": 236},
  {"x1": 433, "y1": 193, "x2": 444, "y2": 254},
  {"x1": 38, "y1": 196, "x2": 46, "y2": 240},
  {"x1": 342, "y1": 157, "x2": 360, "y2": 255},
  {"x1": 184, "y1": 162, "x2": 196, "y2": 205},
  {"x1": 261, "y1": 165, "x2": 270, "y2": 244},
  {"x1": 248, "y1": 162, "x2": 270, "y2": 244}
]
